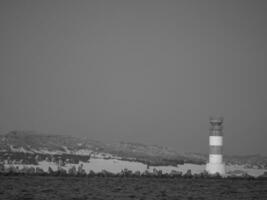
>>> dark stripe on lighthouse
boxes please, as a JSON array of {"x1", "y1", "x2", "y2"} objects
[
  {"x1": 209, "y1": 145, "x2": 223, "y2": 154},
  {"x1": 209, "y1": 130, "x2": 223, "y2": 136}
]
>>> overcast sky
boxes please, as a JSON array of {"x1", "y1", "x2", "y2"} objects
[{"x1": 0, "y1": 0, "x2": 266, "y2": 155}]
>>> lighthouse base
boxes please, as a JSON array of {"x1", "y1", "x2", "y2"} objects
[{"x1": 206, "y1": 163, "x2": 225, "y2": 175}]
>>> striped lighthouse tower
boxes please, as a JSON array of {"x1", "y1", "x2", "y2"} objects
[{"x1": 206, "y1": 117, "x2": 226, "y2": 175}]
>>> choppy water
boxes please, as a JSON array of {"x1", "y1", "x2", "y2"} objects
[{"x1": 0, "y1": 176, "x2": 267, "y2": 200}]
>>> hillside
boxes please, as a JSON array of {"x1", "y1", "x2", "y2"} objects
[
  {"x1": 0, "y1": 131, "x2": 266, "y2": 177},
  {"x1": 0, "y1": 130, "x2": 205, "y2": 166}
]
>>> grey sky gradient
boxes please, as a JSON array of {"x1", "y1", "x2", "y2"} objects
[{"x1": 0, "y1": 0, "x2": 266, "y2": 155}]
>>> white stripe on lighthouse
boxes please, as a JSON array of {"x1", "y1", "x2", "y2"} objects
[
  {"x1": 209, "y1": 154, "x2": 223, "y2": 164},
  {"x1": 209, "y1": 136, "x2": 223, "y2": 146}
]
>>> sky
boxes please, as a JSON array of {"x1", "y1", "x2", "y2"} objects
[{"x1": 0, "y1": 0, "x2": 266, "y2": 155}]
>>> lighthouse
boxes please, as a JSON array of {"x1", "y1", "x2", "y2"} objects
[{"x1": 206, "y1": 117, "x2": 226, "y2": 175}]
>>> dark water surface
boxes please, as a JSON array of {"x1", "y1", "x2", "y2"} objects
[{"x1": 0, "y1": 176, "x2": 266, "y2": 200}]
